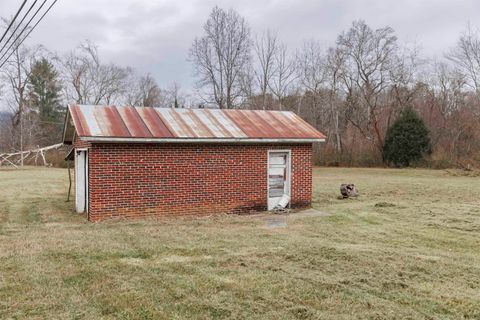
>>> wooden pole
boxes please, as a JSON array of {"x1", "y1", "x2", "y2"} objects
[
  {"x1": 34, "y1": 145, "x2": 39, "y2": 166},
  {"x1": 66, "y1": 161, "x2": 72, "y2": 202},
  {"x1": 0, "y1": 155, "x2": 19, "y2": 168},
  {"x1": 40, "y1": 149, "x2": 47, "y2": 166},
  {"x1": 20, "y1": 110, "x2": 23, "y2": 167}
]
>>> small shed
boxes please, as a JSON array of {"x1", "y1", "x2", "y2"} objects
[{"x1": 63, "y1": 105, "x2": 325, "y2": 221}]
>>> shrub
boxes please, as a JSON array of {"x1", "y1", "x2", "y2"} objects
[{"x1": 383, "y1": 107, "x2": 432, "y2": 167}]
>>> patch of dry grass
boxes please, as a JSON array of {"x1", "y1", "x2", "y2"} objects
[{"x1": 0, "y1": 166, "x2": 479, "y2": 319}]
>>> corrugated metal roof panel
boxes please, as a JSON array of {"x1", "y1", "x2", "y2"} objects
[
  {"x1": 255, "y1": 110, "x2": 294, "y2": 138},
  {"x1": 79, "y1": 105, "x2": 102, "y2": 136},
  {"x1": 69, "y1": 105, "x2": 90, "y2": 136},
  {"x1": 99, "y1": 105, "x2": 131, "y2": 137},
  {"x1": 242, "y1": 110, "x2": 284, "y2": 138},
  {"x1": 135, "y1": 107, "x2": 173, "y2": 138},
  {"x1": 223, "y1": 109, "x2": 261, "y2": 138},
  {"x1": 269, "y1": 111, "x2": 313, "y2": 138},
  {"x1": 68, "y1": 105, "x2": 326, "y2": 142},
  {"x1": 282, "y1": 111, "x2": 325, "y2": 138},
  {"x1": 206, "y1": 109, "x2": 247, "y2": 138},
  {"x1": 176, "y1": 109, "x2": 215, "y2": 138},
  {"x1": 156, "y1": 108, "x2": 195, "y2": 137},
  {"x1": 117, "y1": 106, "x2": 152, "y2": 138},
  {"x1": 194, "y1": 109, "x2": 231, "y2": 138}
]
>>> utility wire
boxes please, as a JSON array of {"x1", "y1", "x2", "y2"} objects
[
  {"x1": 0, "y1": 0, "x2": 40, "y2": 57},
  {"x1": 0, "y1": 0, "x2": 58, "y2": 70},
  {"x1": 0, "y1": 0, "x2": 28, "y2": 45}
]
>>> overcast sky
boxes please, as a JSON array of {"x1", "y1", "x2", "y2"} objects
[{"x1": 1, "y1": 0, "x2": 480, "y2": 91}]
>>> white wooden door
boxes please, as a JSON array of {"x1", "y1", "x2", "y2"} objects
[
  {"x1": 75, "y1": 150, "x2": 88, "y2": 213},
  {"x1": 268, "y1": 151, "x2": 290, "y2": 210}
]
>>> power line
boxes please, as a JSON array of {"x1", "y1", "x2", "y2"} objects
[
  {"x1": 0, "y1": 0, "x2": 28, "y2": 45},
  {"x1": 0, "y1": 0, "x2": 41, "y2": 58},
  {"x1": 0, "y1": 0, "x2": 58, "y2": 70},
  {"x1": 0, "y1": 0, "x2": 46, "y2": 61}
]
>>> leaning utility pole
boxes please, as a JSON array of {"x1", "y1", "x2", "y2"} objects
[{"x1": 20, "y1": 109, "x2": 23, "y2": 166}]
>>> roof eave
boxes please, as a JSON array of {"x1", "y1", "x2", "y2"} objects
[
  {"x1": 80, "y1": 136, "x2": 326, "y2": 144},
  {"x1": 62, "y1": 107, "x2": 71, "y2": 144},
  {"x1": 63, "y1": 105, "x2": 79, "y2": 145}
]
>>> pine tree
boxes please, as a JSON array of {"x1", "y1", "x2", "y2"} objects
[
  {"x1": 173, "y1": 96, "x2": 179, "y2": 108},
  {"x1": 27, "y1": 58, "x2": 64, "y2": 144},
  {"x1": 382, "y1": 107, "x2": 432, "y2": 167}
]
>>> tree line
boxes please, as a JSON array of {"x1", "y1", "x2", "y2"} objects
[
  {"x1": 1, "y1": 8, "x2": 480, "y2": 168},
  {"x1": 0, "y1": 24, "x2": 188, "y2": 154},
  {"x1": 190, "y1": 7, "x2": 480, "y2": 168}
]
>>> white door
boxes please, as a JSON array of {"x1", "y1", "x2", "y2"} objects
[
  {"x1": 75, "y1": 150, "x2": 88, "y2": 213},
  {"x1": 268, "y1": 151, "x2": 290, "y2": 210}
]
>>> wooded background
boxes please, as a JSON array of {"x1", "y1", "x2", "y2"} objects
[{"x1": 1, "y1": 7, "x2": 479, "y2": 168}]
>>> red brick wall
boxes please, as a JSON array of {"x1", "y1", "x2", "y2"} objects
[
  {"x1": 75, "y1": 142, "x2": 312, "y2": 221},
  {"x1": 73, "y1": 135, "x2": 91, "y2": 149}
]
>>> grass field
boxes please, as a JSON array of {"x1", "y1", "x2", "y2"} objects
[{"x1": 0, "y1": 167, "x2": 479, "y2": 319}]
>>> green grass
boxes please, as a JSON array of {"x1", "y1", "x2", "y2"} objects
[{"x1": 0, "y1": 166, "x2": 479, "y2": 319}]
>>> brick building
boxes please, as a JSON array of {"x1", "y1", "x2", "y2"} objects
[{"x1": 63, "y1": 105, "x2": 325, "y2": 222}]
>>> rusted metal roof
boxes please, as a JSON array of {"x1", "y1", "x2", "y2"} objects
[{"x1": 66, "y1": 105, "x2": 325, "y2": 143}]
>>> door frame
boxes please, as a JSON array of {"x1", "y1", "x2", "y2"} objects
[
  {"x1": 75, "y1": 148, "x2": 88, "y2": 213},
  {"x1": 267, "y1": 149, "x2": 291, "y2": 210}
]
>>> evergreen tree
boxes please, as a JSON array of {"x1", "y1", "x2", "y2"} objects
[
  {"x1": 173, "y1": 96, "x2": 179, "y2": 108},
  {"x1": 382, "y1": 107, "x2": 432, "y2": 167},
  {"x1": 28, "y1": 58, "x2": 63, "y2": 122},
  {"x1": 27, "y1": 58, "x2": 64, "y2": 144}
]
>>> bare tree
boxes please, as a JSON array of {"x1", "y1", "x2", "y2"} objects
[
  {"x1": 269, "y1": 43, "x2": 297, "y2": 110},
  {"x1": 139, "y1": 75, "x2": 164, "y2": 107},
  {"x1": 447, "y1": 25, "x2": 480, "y2": 93},
  {"x1": 325, "y1": 47, "x2": 346, "y2": 153},
  {"x1": 165, "y1": 82, "x2": 185, "y2": 108},
  {"x1": 190, "y1": 7, "x2": 252, "y2": 109},
  {"x1": 126, "y1": 73, "x2": 165, "y2": 107},
  {"x1": 297, "y1": 40, "x2": 328, "y2": 126},
  {"x1": 62, "y1": 41, "x2": 131, "y2": 105},
  {"x1": 0, "y1": 19, "x2": 42, "y2": 164},
  {"x1": 435, "y1": 63, "x2": 466, "y2": 117},
  {"x1": 238, "y1": 64, "x2": 255, "y2": 106},
  {"x1": 336, "y1": 20, "x2": 399, "y2": 152},
  {"x1": 298, "y1": 40, "x2": 328, "y2": 96},
  {"x1": 388, "y1": 44, "x2": 421, "y2": 109},
  {"x1": 253, "y1": 30, "x2": 277, "y2": 109}
]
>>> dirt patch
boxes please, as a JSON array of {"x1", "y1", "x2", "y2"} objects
[
  {"x1": 445, "y1": 169, "x2": 480, "y2": 177},
  {"x1": 119, "y1": 257, "x2": 145, "y2": 266},
  {"x1": 292, "y1": 208, "x2": 330, "y2": 218},
  {"x1": 265, "y1": 217, "x2": 288, "y2": 228},
  {"x1": 375, "y1": 202, "x2": 396, "y2": 208}
]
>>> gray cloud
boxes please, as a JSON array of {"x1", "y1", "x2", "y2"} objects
[{"x1": 1, "y1": 0, "x2": 479, "y2": 91}]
